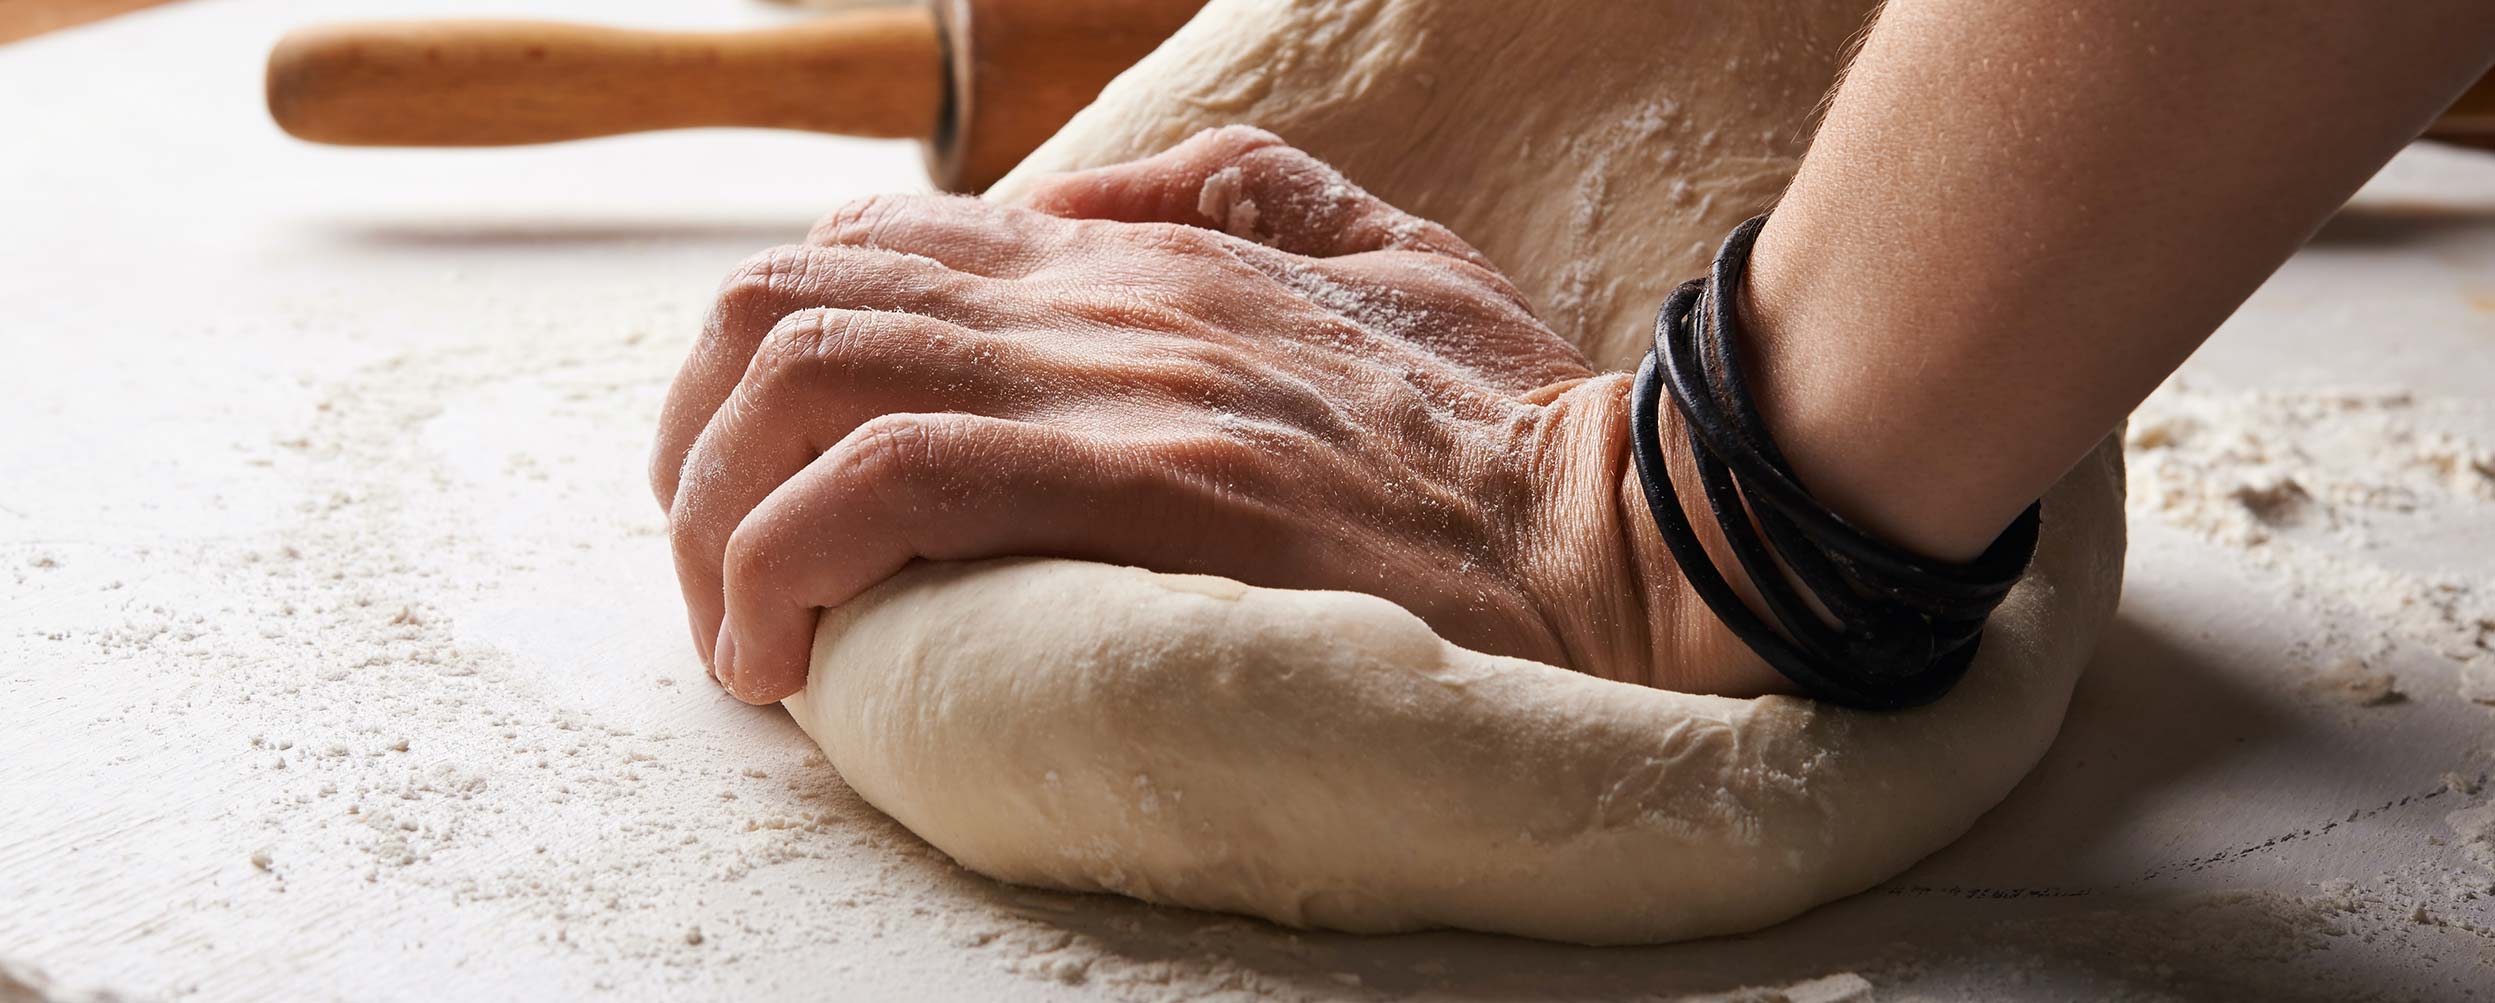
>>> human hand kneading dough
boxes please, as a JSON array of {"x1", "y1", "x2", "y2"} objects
[
  {"x1": 652, "y1": 127, "x2": 1774, "y2": 704},
  {"x1": 656, "y1": 0, "x2": 2491, "y2": 710}
]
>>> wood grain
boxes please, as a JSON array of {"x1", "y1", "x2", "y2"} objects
[
  {"x1": 929, "y1": 0, "x2": 1208, "y2": 191},
  {"x1": 0, "y1": 0, "x2": 179, "y2": 44},
  {"x1": 266, "y1": 14, "x2": 946, "y2": 147}
]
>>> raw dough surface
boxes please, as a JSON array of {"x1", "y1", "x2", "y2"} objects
[
  {"x1": 992, "y1": 0, "x2": 1884, "y2": 368},
  {"x1": 786, "y1": 0, "x2": 2129, "y2": 944}
]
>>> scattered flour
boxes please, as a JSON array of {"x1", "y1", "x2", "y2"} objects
[
  {"x1": 2126, "y1": 382, "x2": 2495, "y2": 707},
  {"x1": 2450, "y1": 800, "x2": 2495, "y2": 876},
  {"x1": 2305, "y1": 657, "x2": 2409, "y2": 707},
  {"x1": 3, "y1": 302, "x2": 1601, "y2": 1003},
  {"x1": 14, "y1": 334, "x2": 2493, "y2": 1002}
]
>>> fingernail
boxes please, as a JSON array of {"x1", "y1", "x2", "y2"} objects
[{"x1": 712, "y1": 629, "x2": 740, "y2": 695}]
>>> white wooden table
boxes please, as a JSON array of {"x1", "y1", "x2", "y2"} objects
[{"x1": 5, "y1": 2, "x2": 2493, "y2": 1000}]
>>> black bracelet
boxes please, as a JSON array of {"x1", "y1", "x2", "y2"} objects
[{"x1": 1629, "y1": 214, "x2": 2042, "y2": 710}]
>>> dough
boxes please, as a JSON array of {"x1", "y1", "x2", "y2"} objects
[
  {"x1": 992, "y1": 0, "x2": 1884, "y2": 369},
  {"x1": 784, "y1": 0, "x2": 2128, "y2": 944}
]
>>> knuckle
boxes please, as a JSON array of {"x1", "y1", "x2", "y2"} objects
[
  {"x1": 752, "y1": 309, "x2": 854, "y2": 376},
  {"x1": 838, "y1": 414, "x2": 964, "y2": 518},
  {"x1": 666, "y1": 435, "x2": 726, "y2": 522},
  {"x1": 1428, "y1": 253, "x2": 1505, "y2": 287},
  {"x1": 752, "y1": 310, "x2": 942, "y2": 391},
  {"x1": 720, "y1": 245, "x2": 805, "y2": 299},
  {"x1": 665, "y1": 478, "x2": 718, "y2": 560},
  {"x1": 1122, "y1": 221, "x2": 1231, "y2": 259},
  {"x1": 840, "y1": 413, "x2": 947, "y2": 483},
  {"x1": 1238, "y1": 143, "x2": 1333, "y2": 187},
  {"x1": 713, "y1": 245, "x2": 812, "y2": 326},
  {"x1": 1408, "y1": 225, "x2": 1498, "y2": 269},
  {"x1": 718, "y1": 520, "x2": 779, "y2": 595},
  {"x1": 664, "y1": 413, "x2": 756, "y2": 558},
  {"x1": 1196, "y1": 124, "x2": 1285, "y2": 159},
  {"x1": 807, "y1": 193, "x2": 911, "y2": 246}
]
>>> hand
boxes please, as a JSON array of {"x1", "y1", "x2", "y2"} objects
[{"x1": 651, "y1": 126, "x2": 1781, "y2": 704}]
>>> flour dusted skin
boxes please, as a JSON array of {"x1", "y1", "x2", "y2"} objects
[{"x1": 785, "y1": 0, "x2": 2129, "y2": 943}]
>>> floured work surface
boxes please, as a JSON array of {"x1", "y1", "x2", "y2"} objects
[{"x1": 3, "y1": 1, "x2": 2493, "y2": 1000}]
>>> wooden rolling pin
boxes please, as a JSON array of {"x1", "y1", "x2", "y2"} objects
[
  {"x1": 266, "y1": 0, "x2": 1208, "y2": 192},
  {"x1": 270, "y1": 6, "x2": 2492, "y2": 190}
]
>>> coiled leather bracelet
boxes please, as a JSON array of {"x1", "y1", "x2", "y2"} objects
[{"x1": 1629, "y1": 214, "x2": 2043, "y2": 709}]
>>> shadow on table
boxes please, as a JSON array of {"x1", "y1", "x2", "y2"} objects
[
  {"x1": 2309, "y1": 200, "x2": 2495, "y2": 248},
  {"x1": 988, "y1": 867, "x2": 2414, "y2": 1002},
  {"x1": 1921, "y1": 609, "x2": 2308, "y2": 882}
]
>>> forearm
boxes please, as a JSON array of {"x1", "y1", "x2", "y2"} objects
[{"x1": 1746, "y1": 0, "x2": 2493, "y2": 559}]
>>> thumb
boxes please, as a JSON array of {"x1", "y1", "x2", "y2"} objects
[{"x1": 1018, "y1": 125, "x2": 1492, "y2": 266}]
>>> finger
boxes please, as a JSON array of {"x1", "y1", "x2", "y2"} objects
[
  {"x1": 1014, "y1": 125, "x2": 1289, "y2": 225},
  {"x1": 714, "y1": 414, "x2": 1324, "y2": 704},
  {"x1": 649, "y1": 244, "x2": 997, "y2": 511},
  {"x1": 667, "y1": 309, "x2": 1060, "y2": 667},
  {"x1": 805, "y1": 193, "x2": 1067, "y2": 279},
  {"x1": 1017, "y1": 124, "x2": 1492, "y2": 267},
  {"x1": 712, "y1": 413, "x2": 1092, "y2": 702}
]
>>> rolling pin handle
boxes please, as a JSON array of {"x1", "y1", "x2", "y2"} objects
[{"x1": 267, "y1": 14, "x2": 947, "y2": 148}]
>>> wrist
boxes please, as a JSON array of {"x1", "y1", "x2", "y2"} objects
[
  {"x1": 1517, "y1": 375, "x2": 1784, "y2": 696},
  {"x1": 1738, "y1": 212, "x2": 2018, "y2": 563}
]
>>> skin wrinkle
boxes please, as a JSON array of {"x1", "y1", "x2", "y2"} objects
[
  {"x1": 687, "y1": 311, "x2": 1022, "y2": 606},
  {"x1": 656, "y1": 127, "x2": 1786, "y2": 702},
  {"x1": 1502, "y1": 391, "x2": 1616, "y2": 681}
]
